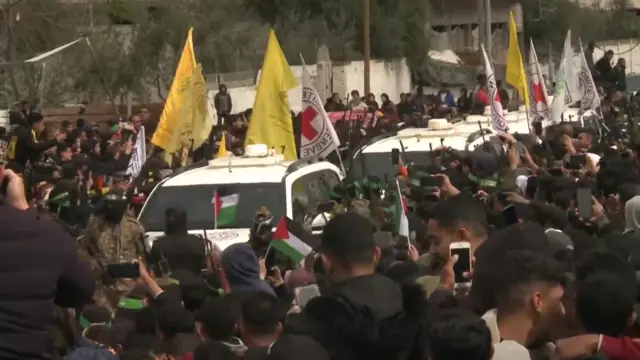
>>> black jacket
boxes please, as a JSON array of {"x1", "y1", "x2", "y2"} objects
[
  {"x1": 0, "y1": 206, "x2": 95, "y2": 359},
  {"x1": 277, "y1": 274, "x2": 427, "y2": 360},
  {"x1": 7, "y1": 126, "x2": 58, "y2": 173},
  {"x1": 148, "y1": 233, "x2": 207, "y2": 275}
]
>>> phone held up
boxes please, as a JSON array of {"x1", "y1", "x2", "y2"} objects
[
  {"x1": 576, "y1": 187, "x2": 593, "y2": 219},
  {"x1": 107, "y1": 262, "x2": 140, "y2": 279},
  {"x1": 449, "y1": 242, "x2": 472, "y2": 288},
  {"x1": 294, "y1": 284, "x2": 321, "y2": 308}
]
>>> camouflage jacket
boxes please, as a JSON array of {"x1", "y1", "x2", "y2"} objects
[{"x1": 81, "y1": 214, "x2": 146, "y2": 272}]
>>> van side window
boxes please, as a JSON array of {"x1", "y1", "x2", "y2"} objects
[{"x1": 290, "y1": 170, "x2": 340, "y2": 223}]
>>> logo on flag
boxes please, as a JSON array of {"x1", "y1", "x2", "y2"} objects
[
  {"x1": 126, "y1": 125, "x2": 146, "y2": 178},
  {"x1": 481, "y1": 44, "x2": 508, "y2": 133},
  {"x1": 299, "y1": 69, "x2": 340, "y2": 159}
]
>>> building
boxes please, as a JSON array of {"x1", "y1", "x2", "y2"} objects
[{"x1": 429, "y1": 0, "x2": 523, "y2": 65}]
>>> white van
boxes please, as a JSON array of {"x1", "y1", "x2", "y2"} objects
[{"x1": 138, "y1": 146, "x2": 343, "y2": 250}]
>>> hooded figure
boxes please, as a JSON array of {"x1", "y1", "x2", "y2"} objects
[{"x1": 221, "y1": 243, "x2": 275, "y2": 296}]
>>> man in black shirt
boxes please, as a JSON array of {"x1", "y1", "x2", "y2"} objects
[
  {"x1": 148, "y1": 207, "x2": 206, "y2": 275},
  {"x1": 7, "y1": 112, "x2": 65, "y2": 174}
]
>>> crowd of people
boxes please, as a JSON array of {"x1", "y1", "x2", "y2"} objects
[{"x1": 1, "y1": 46, "x2": 640, "y2": 360}]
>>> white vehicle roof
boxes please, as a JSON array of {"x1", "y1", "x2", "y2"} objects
[
  {"x1": 162, "y1": 155, "x2": 294, "y2": 186},
  {"x1": 361, "y1": 108, "x2": 585, "y2": 154},
  {"x1": 160, "y1": 153, "x2": 342, "y2": 187}
]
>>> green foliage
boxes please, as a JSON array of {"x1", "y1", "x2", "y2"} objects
[
  {"x1": 243, "y1": 0, "x2": 431, "y2": 67},
  {"x1": 0, "y1": 0, "x2": 430, "y2": 106}
]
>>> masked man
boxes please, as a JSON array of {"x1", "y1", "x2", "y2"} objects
[
  {"x1": 248, "y1": 207, "x2": 274, "y2": 259},
  {"x1": 81, "y1": 189, "x2": 146, "y2": 306}
]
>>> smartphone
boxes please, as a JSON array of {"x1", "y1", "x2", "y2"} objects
[
  {"x1": 391, "y1": 148, "x2": 400, "y2": 165},
  {"x1": 576, "y1": 187, "x2": 593, "y2": 219},
  {"x1": 294, "y1": 284, "x2": 321, "y2": 308},
  {"x1": 567, "y1": 154, "x2": 586, "y2": 170},
  {"x1": 420, "y1": 175, "x2": 443, "y2": 188},
  {"x1": 449, "y1": 242, "x2": 471, "y2": 286},
  {"x1": 502, "y1": 204, "x2": 519, "y2": 226},
  {"x1": 106, "y1": 262, "x2": 139, "y2": 279}
]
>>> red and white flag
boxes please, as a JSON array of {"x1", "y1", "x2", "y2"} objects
[
  {"x1": 480, "y1": 44, "x2": 508, "y2": 134},
  {"x1": 300, "y1": 67, "x2": 340, "y2": 159},
  {"x1": 528, "y1": 39, "x2": 550, "y2": 120}
]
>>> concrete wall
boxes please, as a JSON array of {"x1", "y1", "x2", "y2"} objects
[{"x1": 207, "y1": 58, "x2": 412, "y2": 116}]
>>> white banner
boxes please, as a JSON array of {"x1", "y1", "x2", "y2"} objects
[
  {"x1": 126, "y1": 126, "x2": 147, "y2": 178},
  {"x1": 481, "y1": 44, "x2": 508, "y2": 133},
  {"x1": 299, "y1": 68, "x2": 340, "y2": 159}
]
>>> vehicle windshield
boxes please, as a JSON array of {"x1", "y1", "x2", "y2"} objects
[
  {"x1": 139, "y1": 183, "x2": 285, "y2": 232},
  {"x1": 349, "y1": 151, "x2": 435, "y2": 179}
]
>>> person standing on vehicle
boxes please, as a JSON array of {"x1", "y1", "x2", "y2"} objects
[{"x1": 81, "y1": 189, "x2": 146, "y2": 305}]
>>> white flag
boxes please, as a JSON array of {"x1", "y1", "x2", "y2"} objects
[
  {"x1": 528, "y1": 40, "x2": 550, "y2": 120},
  {"x1": 551, "y1": 31, "x2": 574, "y2": 123},
  {"x1": 299, "y1": 67, "x2": 340, "y2": 159},
  {"x1": 126, "y1": 125, "x2": 147, "y2": 178},
  {"x1": 480, "y1": 44, "x2": 508, "y2": 133},
  {"x1": 561, "y1": 30, "x2": 579, "y2": 107},
  {"x1": 577, "y1": 40, "x2": 601, "y2": 113}
]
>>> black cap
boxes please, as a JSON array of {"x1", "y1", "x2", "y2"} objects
[{"x1": 321, "y1": 212, "x2": 375, "y2": 258}]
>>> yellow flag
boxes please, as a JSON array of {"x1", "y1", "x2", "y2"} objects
[
  {"x1": 152, "y1": 28, "x2": 196, "y2": 153},
  {"x1": 217, "y1": 132, "x2": 228, "y2": 158},
  {"x1": 506, "y1": 12, "x2": 530, "y2": 108},
  {"x1": 189, "y1": 64, "x2": 212, "y2": 150},
  {"x1": 245, "y1": 29, "x2": 298, "y2": 160}
]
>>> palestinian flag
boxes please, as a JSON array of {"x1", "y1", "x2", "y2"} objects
[
  {"x1": 395, "y1": 179, "x2": 409, "y2": 237},
  {"x1": 272, "y1": 216, "x2": 316, "y2": 263},
  {"x1": 213, "y1": 188, "x2": 239, "y2": 227}
]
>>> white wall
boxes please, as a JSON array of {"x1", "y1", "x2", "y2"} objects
[
  {"x1": 594, "y1": 39, "x2": 640, "y2": 75},
  {"x1": 207, "y1": 58, "x2": 412, "y2": 116}
]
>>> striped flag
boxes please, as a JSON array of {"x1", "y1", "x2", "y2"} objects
[
  {"x1": 213, "y1": 188, "x2": 239, "y2": 228},
  {"x1": 272, "y1": 216, "x2": 316, "y2": 263}
]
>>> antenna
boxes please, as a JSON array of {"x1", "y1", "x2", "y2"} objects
[
  {"x1": 440, "y1": 137, "x2": 446, "y2": 169},
  {"x1": 478, "y1": 121, "x2": 486, "y2": 142}
]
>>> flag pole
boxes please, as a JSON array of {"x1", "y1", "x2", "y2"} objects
[
  {"x1": 213, "y1": 191, "x2": 218, "y2": 230},
  {"x1": 299, "y1": 53, "x2": 347, "y2": 176}
]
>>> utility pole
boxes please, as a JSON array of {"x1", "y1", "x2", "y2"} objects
[
  {"x1": 485, "y1": 0, "x2": 492, "y2": 55},
  {"x1": 363, "y1": 0, "x2": 371, "y2": 96}
]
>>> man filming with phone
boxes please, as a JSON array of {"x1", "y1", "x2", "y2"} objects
[{"x1": 0, "y1": 168, "x2": 95, "y2": 359}]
